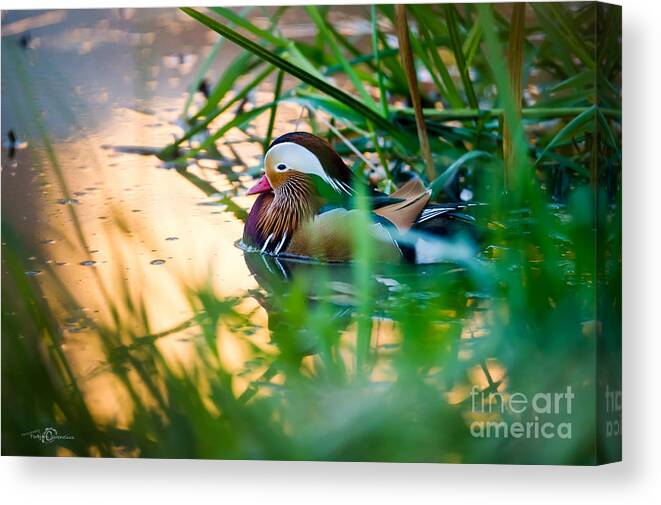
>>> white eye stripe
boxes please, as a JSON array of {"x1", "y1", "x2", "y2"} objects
[{"x1": 264, "y1": 142, "x2": 351, "y2": 195}]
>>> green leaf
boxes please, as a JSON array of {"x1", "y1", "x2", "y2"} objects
[
  {"x1": 210, "y1": 6, "x2": 289, "y2": 48},
  {"x1": 430, "y1": 150, "x2": 493, "y2": 198},
  {"x1": 444, "y1": 5, "x2": 479, "y2": 110},
  {"x1": 195, "y1": 52, "x2": 255, "y2": 119},
  {"x1": 371, "y1": 5, "x2": 390, "y2": 118},
  {"x1": 286, "y1": 91, "x2": 366, "y2": 125},
  {"x1": 180, "y1": 7, "x2": 413, "y2": 149},
  {"x1": 530, "y1": 3, "x2": 595, "y2": 72},
  {"x1": 159, "y1": 64, "x2": 275, "y2": 159},
  {"x1": 264, "y1": 70, "x2": 284, "y2": 152},
  {"x1": 534, "y1": 105, "x2": 596, "y2": 166},
  {"x1": 305, "y1": 6, "x2": 379, "y2": 112},
  {"x1": 178, "y1": 103, "x2": 274, "y2": 162},
  {"x1": 286, "y1": 42, "x2": 327, "y2": 80},
  {"x1": 409, "y1": 7, "x2": 463, "y2": 108},
  {"x1": 182, "y1": 6, "x2": 254, "y2": 117},
  {"x1": 462, "y1": 22, "x2": 483, "y2": 68},
  {"x1": 597, "y1": 109, "x2": 621, "y2": 161}
]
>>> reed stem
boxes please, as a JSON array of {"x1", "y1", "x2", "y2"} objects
[
  {"x1": 395, "y1": 4, "x2": 435, "y2": 180},
  {"x1": 503, "y1": 3, "x2": 526, "y2": 191}
]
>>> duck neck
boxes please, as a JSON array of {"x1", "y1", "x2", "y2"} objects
[{"x1": 256, "y1": 175, "x2": 318, "y2": 251}]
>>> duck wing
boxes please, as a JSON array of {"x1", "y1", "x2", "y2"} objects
[
  {"x1": 373, "y1": 178, "x2": 431, "y2": 232},
  {"x1": 286, "y1": 208, "x2": 402, "y2": 263}
]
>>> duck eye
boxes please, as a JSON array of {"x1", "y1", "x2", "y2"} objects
[{"x1": 276, "y1": 163, "x2": 287, "y2": 171}]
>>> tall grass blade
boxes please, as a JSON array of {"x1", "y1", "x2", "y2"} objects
[
  {"x1": 530, "y1": 3, "x2": 595, "y2": 73},
  {"x1": 265, "y1": 70, "x2": 284, "y2": 152},
  {"x1": 159, "y1": 64, "x2": 275, "y2": 158},
  {"x1": 371, "y1": 5, "x2": 390, "y2": 118},
  {"x1": 195, "y1": 52, "x2": 255, "y2": 119},
  {"x1": 444, "y1": 5, "x2": 479, "y2": 110},
  {"x1": 395, "y1": 4, "x2": 435, "y2": 180},
  {"x1": 210, "y1": 6, "x2": 289, "y2": 48},
  {"x1": 410, "y1": 6, "x2": 463, "y2": 108},
  {"x1": 180, "y1": 7, "x2": 410, "y2": 146},
  {"x1": 535, "y1": 105, "x2": 596, "y2": 166},
  {"x1": 287, "y1": 90, "x2": 366, "y2": 125},
  {"x1": 181, "y1": 103, "x2": 274, "y2": 162},
  {"x1": 477, "y1": 4, "x2": 529, "y2": 199},
  {"x1": 182, "y1": 6, "x2": 254, "y2": 117},
  {"x1": 462, "y1": 21, "x2": 483, "y2": 68},
  {"x1": 430, "y1": 150, "x2": 493, "y2": 198},
  {"x1": 503, "y1": 3, "x2": 526, "y2": 190},
  {"x1": 305, "y1": 6, "x2": 378, "y2": 111}
]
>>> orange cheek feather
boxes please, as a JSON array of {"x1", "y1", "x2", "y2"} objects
[{"x1": 265, "y1": 170, "x2": 290, "y2": 189}]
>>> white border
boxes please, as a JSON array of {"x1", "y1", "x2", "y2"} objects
[{"x1": 3, "y1": 1, "x2": 660, "y2": 503}]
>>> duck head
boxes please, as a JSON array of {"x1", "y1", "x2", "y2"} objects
[
  {"x1": 246, "y1": 132, "x2": 354, "y2": 198},
  {"x1": 243, "y1": 132, "x2": 354, "y2": 253}
]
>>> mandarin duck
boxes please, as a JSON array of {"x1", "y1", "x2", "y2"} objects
[{"x1": 243, "y1": 132, "x2": 476, "y2": 264}]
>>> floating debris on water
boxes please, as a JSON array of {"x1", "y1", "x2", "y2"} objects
[
  {"x1": 150, "y1": 259, "x2": 166, "y2": 265},
  {"x1": 57, "y1": 198, "x2": 80, "y2": 205},
  {"x1": 198, "y1": 78, "x2": 211, "y2": 98},
  {"x1": 63, "y1": 309, "x2": 91, "y2": 334},
  {"x1": 24, "y1": 270, "x2": 42, "y2": 277},
  {"x1": 165, "y1": 236, "x2": 179, "y2": 241},
  {"x1": 198, "y1": 201, "x2": 228, "y2": 210},
  {"x1": 163, "y1": 52, "x2": 197, "y2": 74},
  {"x1": 79, "y1": 260, "x2": 96, "y2": 266},
  {"x1": 3, "y1": 130, "x2": 28, "y2": 160},
  {"x1": 465, "y1": 291, "x2": 491, "y2": 300},
  {"x1": 19, "y1": 33, "x2": 32, "y2": 49}
]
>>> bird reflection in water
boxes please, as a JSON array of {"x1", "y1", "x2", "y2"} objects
[{"x1": 241, "y1": 246, "x2": 479, "y2": 370}]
